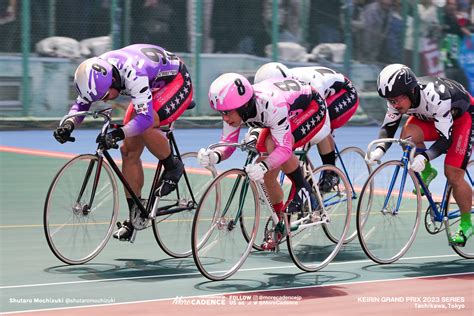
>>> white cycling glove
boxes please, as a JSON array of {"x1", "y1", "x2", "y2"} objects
[
  {"x1": 366, "y1": 147, "x2": 385, "y2": 166},
  {"x1": 243, "y1": 128, "x2": 261, "y2": 145},
  {"x1": 197, "y1": 148, "x2": 220, "y2": 167},
  {"x1": 410, "y1": 154, "x2": 427, "y2": 173},
  {"x1": 245, "y1": 162, "x2": 268, "y2": 183}
]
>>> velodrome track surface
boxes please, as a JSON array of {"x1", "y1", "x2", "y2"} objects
[{"x1": 0, "y1": 127, "x2": 472, "y2": 315}]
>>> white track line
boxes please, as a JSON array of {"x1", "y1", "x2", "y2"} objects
[
  {"x1": 1, "y1": 271, "x2": 473, "y2": 315},
  {"x1": 0, "y1": 253, "x2": 465, "y2": 290}
]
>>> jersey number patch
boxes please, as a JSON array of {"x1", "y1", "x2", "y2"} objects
[{"x1": 273, "y1": 80, "x2": 301, "y2": 92}]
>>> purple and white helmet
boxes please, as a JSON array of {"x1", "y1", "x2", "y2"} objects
[
  {"x1": 208, "y1": 73, "x2": 253, "y2": 111},
  {"x1": 74, "y1": 57, "x2": 113, "y2": 102}
]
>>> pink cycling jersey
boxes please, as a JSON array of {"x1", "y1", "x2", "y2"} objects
[{"x1": 217, "y1": 78, "x2": 326, "y2": 170}]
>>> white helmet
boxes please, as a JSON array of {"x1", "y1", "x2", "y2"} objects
[{"x1": 254, "y1": 62, "x2": 291, "y2": 83}]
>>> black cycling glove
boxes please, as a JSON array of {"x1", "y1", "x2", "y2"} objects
[
  {"x1": 97, "y1": 128, "x2": 125, "y2": 150},
  {"x1": 53, "y1": 121, "x2": 75, "y2": 144}
]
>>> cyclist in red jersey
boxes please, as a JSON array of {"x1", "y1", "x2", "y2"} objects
[{"x1": 254, "y1": 62, "x2": 359, "y2": 192}]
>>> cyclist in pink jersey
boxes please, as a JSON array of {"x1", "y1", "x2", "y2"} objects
[
  {"x1": 53, "y1": 44, "x2": 193, "y2": 242},
  {"x1": 254, "y1": 62, "x2": 359, "y2": 192},
  {"x1": 197, "y1": 73, "x2": 330, "y2": 249}
]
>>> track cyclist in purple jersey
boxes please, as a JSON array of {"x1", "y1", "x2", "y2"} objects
[
  {"x1": 254, "y1": 62, "x2": 359, "y2": 194},
  {"x1": 197, "y1": 73, "x2": 330, "y2": 250},
  {"x1": 53, "y1": 44, "x2": 193, "y2": 242},
  {"x1": 369, "y1": 64, "x2": 473, "y2": 245}
]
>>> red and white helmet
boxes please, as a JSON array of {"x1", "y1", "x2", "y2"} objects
[{"x1": 208, "y1": 73, "x2": 253, "y2": 111}]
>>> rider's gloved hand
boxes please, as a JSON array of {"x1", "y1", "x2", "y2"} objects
[
  {"x1": 245, "y1": 162, "x2": 268, "y2": 183},
  {"x1": 410, "y1": 154, "x2": 427, "y2": 173},
  {"x1": 53, "y1": 121, "x2": 75, "y2": 144},
  {"x1": 197, "y1": 148, "x2": 220, "y2": 167},
  {"x1": 243, "y1": 128, "x2": 261, "y2": 145},
  {"x1": 97, "y1": 128, "x2": 125, "y2": 150},
  {"x1": 366, "y1": 147, "x2": 385, "y2": 166}
]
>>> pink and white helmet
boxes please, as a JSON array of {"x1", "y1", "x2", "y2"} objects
[{"x1": 208, "y1": 73, "x2": 253, "y2": 111}]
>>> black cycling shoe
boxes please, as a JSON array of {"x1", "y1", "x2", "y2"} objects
[
  {"x1": 287, "y1": 187, "x2": 318, "y2": 213},
  {"x1": 318, "y1": 170, "x2": 340, "y2": 194},
  {"x1": 155, "y1": 158, "x2": 184, "y2": 197},
  {"x1": 112, "y1": 220, "x2": 135, "y2": 242}
]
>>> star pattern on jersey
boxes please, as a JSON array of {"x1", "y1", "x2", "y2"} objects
[
  {"x1": 160, "y1": 72, "x2": 192, "y2": 116},
  {"x1": 299, "y1": 101, "x2": 326, "y2": 136},
  {"x1": 330, "y1": 90, "x2": 358, "y2": 116}
]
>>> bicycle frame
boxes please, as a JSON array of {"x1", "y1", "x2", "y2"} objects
[
  {"x1": 367, "y1": 137, "x2": 473, "y2": 227},
  {"x1": 209, "y1": 141, "x2": 334, "y2": 253},
  {"x1": 293, "y1": 145, "x2": 350, "y2": 210},
  {"x1": 61, "y1": 109, "x2": 199, "y2": 221}
]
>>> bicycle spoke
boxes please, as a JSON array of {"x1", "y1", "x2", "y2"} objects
[
  {"x1": 192, "y1": 169, "x2": 259, "y2": 281},
  {"x1": 44, "y1": 155, "x2": 118, "y2": 265},
  {"x1": 152, "y1": 152, "x2": 217, "y2": 258},
  {"x1": 357, "y1": 160, "x2": 421, "y2": 264}
]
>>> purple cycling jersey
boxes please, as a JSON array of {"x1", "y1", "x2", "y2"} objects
[{"x1": 68, "y1": 44, "x2": 182, "y2": 137}]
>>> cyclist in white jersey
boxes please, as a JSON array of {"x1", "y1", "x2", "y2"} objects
[
  {"x1": 367, "y1": 64, "x2": 473, "y2": 245},
  {"x1": 254, "y1": 62, "x2": 359, "y2": 193}
]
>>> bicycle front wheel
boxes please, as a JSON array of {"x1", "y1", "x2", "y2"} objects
[
  {"x1": 445, "y1": 160, "x2": 474, "y2": 259},
  {"x1": 357, "y1": 160, "x2": 421, "y2": 264},
  {"x1": 152, "y1": 152, "x2": 217, "y2": 258},
  {"x1": 44, "y1": 154, "x2": 118, "y2": 265},
  {"x1": 336, "y1": 146, "x2": 371, "y2": 243},
  {"x1": 192, "y1": 169, "x2": 259, "y2": 281},
  {"x1": 287, "y1": 165, "x2": 351, "y2": 272}
]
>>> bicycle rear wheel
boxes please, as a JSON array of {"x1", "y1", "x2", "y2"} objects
[
  {"x1": 336, "y1": 146, "x2": 372, "y2": 243},
  {"x1": 287, "y1": 165, "x2": 351, "y2": 272},
  {"x1": 445, "y1": 160, "x2": 474, "y2": 259},
  {"x1": 152, "y1": 152, "x2": 217, "y2": 258},
  {"x1": 357, "y1": 160, "x2": 421, "y2": 264},
  {"x1": 44, "y1": 154, "x2": 118, "y2": 265},
  {"x1": 192, "y1": 169, "x2": 259, "y2": 281}
]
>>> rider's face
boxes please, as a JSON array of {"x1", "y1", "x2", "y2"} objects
[
  {"x1": 101, "y1": 88, "x2": 120, "y2": 102},
  {"x1": 221, "y1": 109, "x2": 242, "y2": 127},
  {"x1": 387, "y1": 94, "x2": 411, "y2": 113}
]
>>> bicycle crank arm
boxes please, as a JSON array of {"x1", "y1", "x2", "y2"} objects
[{"x1": 443, "y1": 217, "x2": 453, "y2": 246}]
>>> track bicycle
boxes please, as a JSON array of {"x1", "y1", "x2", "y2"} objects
[
  {"x1": 191, "y1": 140, "x2": 352, "y2": 281},
  {"x1": 289, "y1": 140, "x2": 372, "y2": 244},
  {"x1": 356, "y1": 137, "x2": 474, "y2": 264},
  {"x1": 44, "y1": 108, "x2": 216, "y2": 265}
]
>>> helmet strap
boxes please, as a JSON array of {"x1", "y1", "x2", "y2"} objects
[
  {"x1": 236, "y1": 97, "x2": 257, "y2": 122},
  {"x1": 408, "y1": 87, "x2": 420, "y2": 108},
  {"x1": 111, "y1": 66, "x2": 123, "y2": 90}
]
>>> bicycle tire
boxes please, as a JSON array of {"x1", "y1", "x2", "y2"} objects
[
  {"x1": 287, "y1": 164, "x2": 351, "y2": 272},
  {"x1": 336, "y1": 146, "x2": 372, "y2": 243},
  {"x1": 357, "y1": 160, "x2": 421, "y2": 264},
  {"x1": 152, "y1": 152, "x2": 217, "y2": 258},
  {"x1": 445, "y1": 160, "x2": 474, "y2": 259},
  {"x1": 191, "y1": 168, "x2": 259, "y2": 281},
  {"x1": 44, "y1": 154, "x2": 118, "y2": 265}
]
